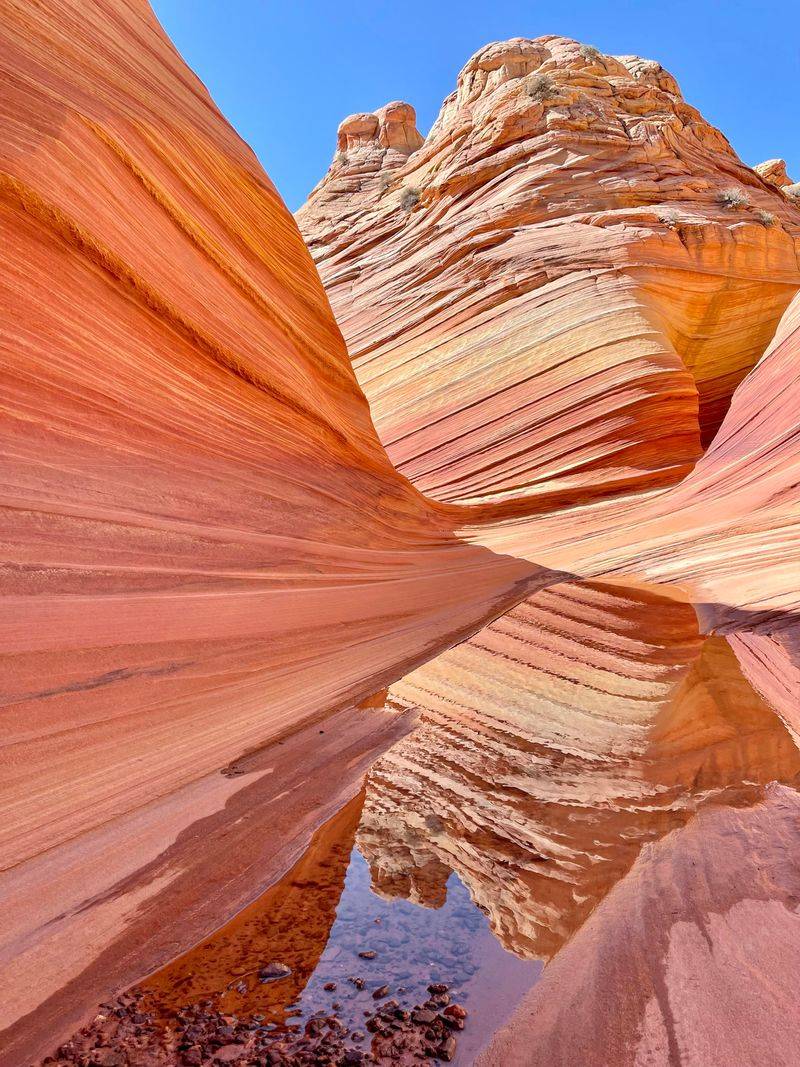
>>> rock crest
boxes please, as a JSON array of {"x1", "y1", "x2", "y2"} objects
[{"x1": 299, "y1": 35, "x2": 800, "y2": 510}]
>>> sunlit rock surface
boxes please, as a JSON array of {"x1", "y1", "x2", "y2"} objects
[
  {"x1": 483, "y1": 292, "x2": 800, "y2": 652},
  {"x1": 309, "y1": 102, "x2": 424, "y2": 218},
  {"x1": 355, "y1": 583, "x2": 800, "y2": 1065},
  {"x1": 755, "y1": 157, "x2": 794, "y2": 189},
  {"x1": 4, "y1": 8, "x2": 800, "y2": 1067},
  {"x1": 299, "y1": 36, "x2": 800, "y2": 513},
  {"x1": 0, "y1": 4, "x2": 544, "y2": 1059},
  {"x1": 299, "y1": 30, "x2": 800, "y2": 771},
  {"x1": 0, "y1": 3, "x2": 550, "y2": 876},
  {"x1": 297, "y1": 43, "x2": 800, "y2": 1062}
]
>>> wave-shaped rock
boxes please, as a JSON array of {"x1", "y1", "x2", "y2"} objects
[
  {"x1": 4, "y1": 9, "x2": 800, "y2": 1066},
  {"x1": 299, "y1": 33, "x2": 800, "y2": 744},
  {"x1": 1, "y1": 3, "x2": 551, "y2": 876},
  {"x1": 299, "y1": 36, "x2": 800, "y2": 514},
  {"x1": 0, "y1": 5, "x2": 547, "y2": 1058},
  {"x1": 488, "y1": 291, "x2": 800, "y2": 650}
]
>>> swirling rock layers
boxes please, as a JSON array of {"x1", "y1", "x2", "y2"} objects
[
  {"x1": 357, "y1": 581, "x2": 800, "y2": 962},
  {"x1": 0, "y1": 4, "x2": 546, "y2": 1059},
  {"x1": 4, "y1": 11, "x2": 800, "y2": 1067},
  {"x1": 0, "y1": 1, "x2": 546, "y2": 876},
  {"x1": 299, "y1": 36, "x2": 800, "y2": 513}
]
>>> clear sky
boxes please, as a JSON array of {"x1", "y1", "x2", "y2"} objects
[{"x1": 152, "y1": 0, "x2": 799, "y2": 211}]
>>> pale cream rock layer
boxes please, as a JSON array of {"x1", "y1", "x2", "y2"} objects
[{"x1": 755, "y1": 157, "x2": 795, "y2": 189}]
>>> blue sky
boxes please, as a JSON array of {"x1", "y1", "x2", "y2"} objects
[{"x1": 152, "y1": 0, "x2": 799, "y2": 211}]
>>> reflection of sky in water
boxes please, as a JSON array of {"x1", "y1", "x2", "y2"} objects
[{"x1": 287, "y1": 848, "x2": 541, "y2": 1062}]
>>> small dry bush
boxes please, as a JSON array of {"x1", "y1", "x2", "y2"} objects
[
  {"x1": 400, "y1": 187, "x2": 420, "y2": 211},
  {"x1": 716, "y1": 186, "x2": 751, "y2": 209},
  {"x1": 526, "y1": 72, "x2": 556, "y2": 102}
]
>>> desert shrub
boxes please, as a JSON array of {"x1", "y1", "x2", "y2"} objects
[
  {"x1": 716, "y1": 186, "x2": 751, "y2": 210},
  {"x1": 756, "y1": 209, "x2": 777, "y2": 227},
  {"x1": 658, "y1": 208, "x2": 680, "y2": 228},
  {"x1": 579, "y1": 44, "x2": 601, "y2": 62},
  {"x1": 526, "y1": 72, "x2": 556, "y2": 102},
  {"x1": 400, "y1": 186, "x2": 420, "y2": 211},
  {"x1": 335, "y1": 150, "x2": 349, "y2": 166}
]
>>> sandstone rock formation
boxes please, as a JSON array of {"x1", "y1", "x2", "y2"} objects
[
  {"x1": 4, "y1": 9, "x2": 800, "y2": 1067},
  {"x1": 308, "y1": 102, "x2": 424, "y2": 220},
  {"x1": 2, "y1": 11, "x2": 566, "y2": 865},
  {"x1": 476, "y1": 784, "x2": 800, "y2": 1067},
  {"x1": 299, "y1": 36, "x2": 800, "y2": 514},
  {"x1": 299, "y1": 32, "x2": 800, "y2": 734},
  {"x1": 299, "y1": 44, "x2": 800, "y2": 1065},
  {"x1": 755, "y1": 157, "x2": 794, "y2": 189},
  {"x1": 483, "y1": 290, "x2": 800, "y2": 659},
  {"x1": 0, "y1": 5, "x2": 542, "y2": 1061}
]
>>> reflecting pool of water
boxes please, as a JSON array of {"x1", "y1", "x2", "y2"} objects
[
  {"x1": 55, "y1": 580, "x2": 800, "y2": 1065},
  {"x1": 140, "y1": 790, "x2": 540, "y2": 1064}
]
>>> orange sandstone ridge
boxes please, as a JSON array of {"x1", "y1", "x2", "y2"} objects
[
  {"x1": 0, "y1": 5, "x2": 549, "y2": 877},
  {"x1": 298, "y1": 36, "x2": 800, "y2": 508},
  {"x1": 3, "y1": 8, "x2": 800, "y2": 1067},
  {"x1": 299, "y1": 31, "x2": 800, "y2": 717},
  {"x1": 0, "y1": 5, "x2": 545, "y2": 1060}
]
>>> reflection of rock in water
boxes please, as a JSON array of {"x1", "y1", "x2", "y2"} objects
[
  {"x1": 139, "y1": 793, "x2": 364, "y2": 1025},
  {"x1": 357, "y1": 581, "x2": 800, "y2": 960},
  {"x1": 368, "y1": 850, "x2": 452, "y2": 910}
]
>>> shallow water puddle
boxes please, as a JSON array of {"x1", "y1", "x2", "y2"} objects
[
  {"x1": 282, "y1": 848, "x2": 540, "y2": 1063},
  {"x1": 139, "y1": 790, "x2": 540, "y2": 1062},
  {"x1": 51, "y1": 586, "x2": 800, "y2": 1065}
]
